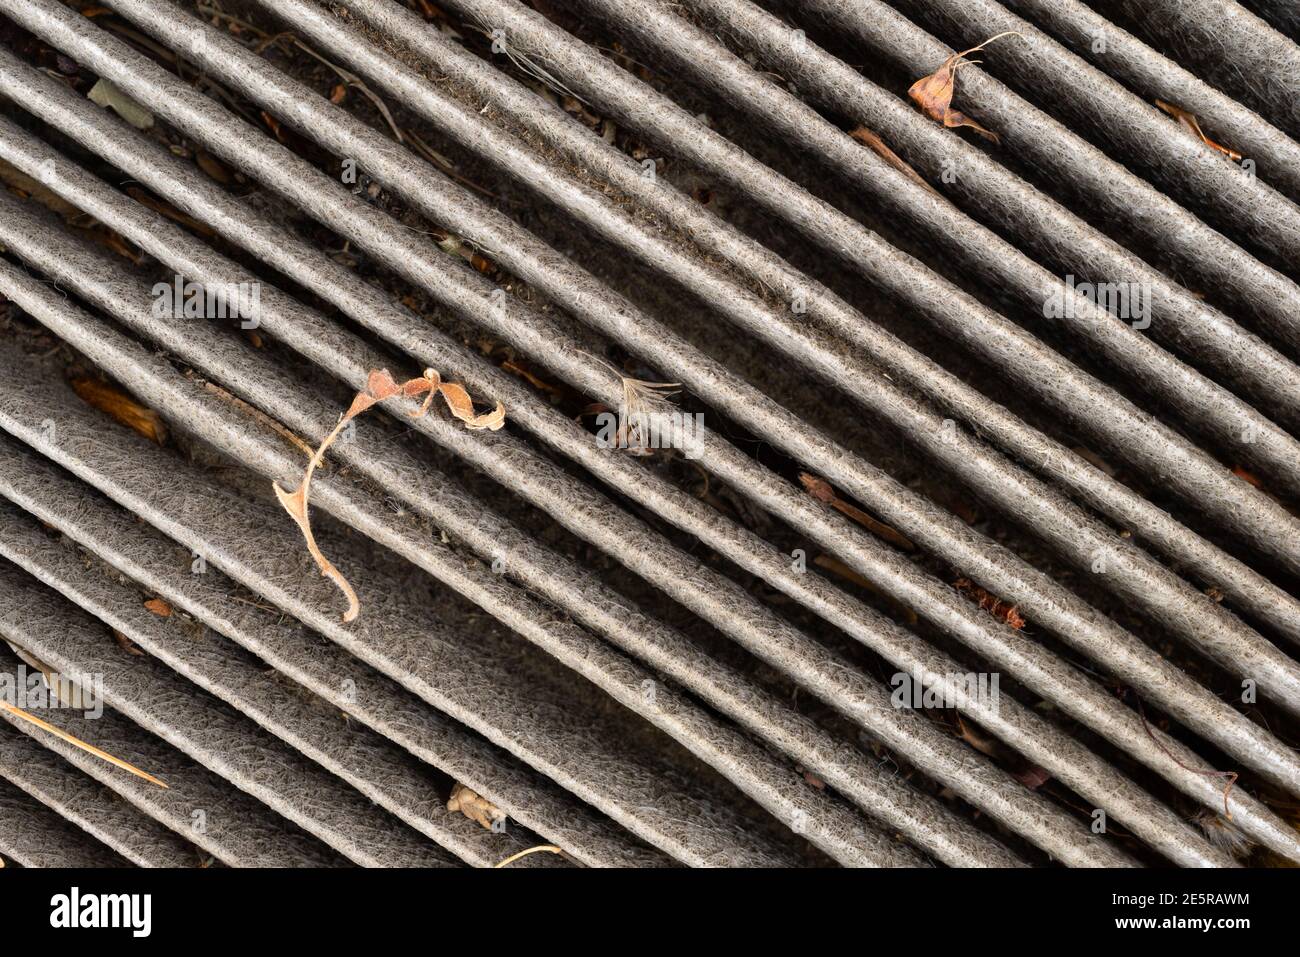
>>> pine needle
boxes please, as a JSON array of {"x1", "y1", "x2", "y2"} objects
[{"x1": 0, "y1": 701, "x2": 167, "y2": 788}]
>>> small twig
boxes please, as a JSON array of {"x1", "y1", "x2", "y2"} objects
[
  {"x1": 1155, "y1": 100, "x2": 1244, "y2": 162},
  {"x1": 402, "y1": 128, "x2": 501, "y2": 200},
  {"x1": 800, "y1": 473, "x2": 915, "y2": 551},
  {"x1": 202, "y1": 380, "x2": 318, "y2": 462},
  {"x1": 196, "y1": 4, "x2": 406, "y2": 143}
]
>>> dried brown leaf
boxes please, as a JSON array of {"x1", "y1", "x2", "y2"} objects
[
  {"x1": 909, "y1": 32, "x2": 1021, "y2": 143},
  {"x1": 954, "y1": 577, "x2": 1026, "y2": 629},
  {"x1": 70, "y1": 376, "x2": 167, "y2": 444},
  {"x1": 273, "y1": 484, "x2": 361, "y2": 625},
  {"x1": 1013, "y1": 764, "x2": 1052, "y2": 790},
  {"x1": 195, "y1": 151, "x2": 232, "y2": 185},
  {"x1": 143, "y1": 597, "x2": 172, "y2": 617},
  {"x1": 955, "y1": 714, "x2": 1002, "y2": 759},
  {"x1": 436, "y1": 381, "x2": 506, "y2": 430}
]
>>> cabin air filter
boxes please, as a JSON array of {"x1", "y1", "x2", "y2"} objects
[{"x1": 0, "y1": 0, "x2": 1297, "y2": 879}]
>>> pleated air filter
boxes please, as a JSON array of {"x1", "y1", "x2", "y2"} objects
[{"x1": 0, "y1": 0, "x2": 1298, "y2": 868}]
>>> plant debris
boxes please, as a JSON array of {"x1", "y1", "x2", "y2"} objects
[
  {"x1": 956, "y1": 715, "x2": 1051, "y2": 789},
  {"x1": 799, "y1": 767, "x2": 826, "y2": 789},
  {"x1": 202, "y1": 380, "x2": 318, "y2": 462},
  {"x1": 1231, "y1": 465, "x2": 1262, "y2": 488},
  {"x1": 112, "y1": 629, "x2": 145, "y2": 657},
  {"x1": 813, "y1": 554, "x2": 918, "y2": 625},
  {"x1": 123, "y1": 186, "x2": 215, "y2": 237},
  {"x1": 953, "y1": 577, "x2": 1026, "y2": 629},
  {"x1": 1155, "y1": 100, "x2": 1243, "y2": 162},
  {"x1": 275, "y1": 368, "x2": 504, "y2": 623},
  {"x1": 618, "y1": 373, "x2": 680, "y2": 453},
  {"x1": 909, "y1": 32, "x2": 1021, "y2": 143},
  {"x1": 494, "y1": 844, "x2": 565, "y2": 868},
  {"x1": 585, "y1": 356, "x2": 682, "y2": 455},
  {"x1": 848, "y1": 126, "x2": 940, "y2": 197},
  {"x1": 143, "y1": 598, "x2": 172, "y2": 618},
  {"x1": 87, "y1": 77, "x2": 154, "y2": 129},
  {"x1": 1131, "y1": 691, "x2": 1237, "y2": 818},
  {"x1": 799, "y1": 473, "x2": 914, "y2": 550},
  {"x1": 1014, "y1": 763, "x2": 1053, "y2": 790},
  {"x1": 447, "y1": 782, "x2": 506, "y2": 830},
  {"x1": 1193, "y1": 808, "x2": 1252, "y2": 859},
  {"x1": 0, "y1": 700, "x2": 167, "y2": 788},
  {"x1": 69, "y1": 376, "x2": 168, "y2": 444},
  {"x1": 0, "y1": 159, "x2": 82, "y2": 221}
]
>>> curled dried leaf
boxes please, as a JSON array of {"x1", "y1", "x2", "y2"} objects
[
  {"x1": 909, "y1": 32, "x2": 1022, "y2": 143},
  {"x1": 274, "y1": 482, "x2": 361, "y2": 624},
  {"x1": 275, "y1": 368, "x2": 505, "y2": 622},
  {"x1": 447, "y1": 782, "x2": 506, "y2": 830},
  {"x1": 436, "y1": 381, "x2": 506, "y2": 430}
]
